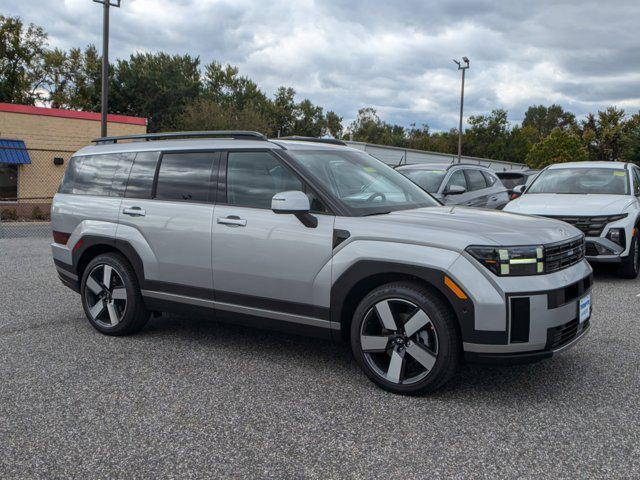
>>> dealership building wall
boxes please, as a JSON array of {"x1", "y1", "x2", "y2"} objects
[{"x1": 0, "y1": 103, "x2": 146, "y2": 218}]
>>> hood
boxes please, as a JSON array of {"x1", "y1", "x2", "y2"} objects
[
  {"x1": 504, "y1": 194, "x2": 634, "y2": 216},
  {"x1": 341, "y1": 206, "x2": 581, "y2": 252}
]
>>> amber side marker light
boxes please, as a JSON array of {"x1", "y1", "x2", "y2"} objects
[
  {"x1": 444, "y1": 275, "x2": 468, "y2": 300},
  {"x1": 52, "y1": 231, "x2": 70, "y2": 245}
]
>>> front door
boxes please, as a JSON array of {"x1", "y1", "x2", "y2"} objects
[{"x1": 212, "y1": 150, "x2": 335, "y2": 325}]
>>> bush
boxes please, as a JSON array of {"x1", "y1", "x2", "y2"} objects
[
  {"x1": 1, "y1": 208, "x2": 18, "y2": 221},
  {"x1": 31, "y1": 206, "x2": 48, "y2": 221},
  {"x1": 525, "y1": 128, "x2": 588, "y2": 169}
]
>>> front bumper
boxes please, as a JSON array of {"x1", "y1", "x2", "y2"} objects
[
  {"x1": 585, "y1": 236, "x2": 625, "y2": 263},
  {"x1": 465, "y1": 317, "x2": 590, "y2": 365},
  {"x1": 446, "y1": 252, "x2": 593, "y2": 361}
]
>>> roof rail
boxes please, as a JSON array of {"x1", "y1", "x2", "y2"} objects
[
  {"x1": 278, "y1": 136, "x2": 347, "y2": 146},
  {"x1": 92, "y1": 130, "x2": 267, "y2": 144}
]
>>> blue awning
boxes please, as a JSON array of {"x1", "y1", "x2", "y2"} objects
[{"x1": 0, "y1": 139, "x2": 31, "y2": 164}]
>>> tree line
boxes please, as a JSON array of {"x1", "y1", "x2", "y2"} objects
[{"x1": 1, "y1": 15, "x2": 638, "y2": 167}]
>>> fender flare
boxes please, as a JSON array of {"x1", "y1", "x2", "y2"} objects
[{"x1": 72, "y1": 235, "x2": 145, "y2": 284}]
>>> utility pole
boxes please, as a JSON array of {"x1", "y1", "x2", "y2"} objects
[
  {"x1": 93, "y1": 0, "x2": 121, "y2": 138},
  {"x1": 453, "y1": 57, "x2": 469, "y2": 163}
]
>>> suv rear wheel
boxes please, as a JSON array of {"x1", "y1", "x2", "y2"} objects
[
  {"x1": 618, "y1": 228, "x2": 639, "y2": 279},
  {"x1": 350, "y1": 281, "x2": 460, "y2": 395},
  {"x1": 80, "y1": 253, "x2": 150, "y2": 335}
]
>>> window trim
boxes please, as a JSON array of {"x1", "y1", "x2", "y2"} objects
[
  {"x1": 217, "y1": 148, "x2": 336, "y2": 215},
  {"x1": 150, "y1": 149, "x2": 221, "y2": 205}
]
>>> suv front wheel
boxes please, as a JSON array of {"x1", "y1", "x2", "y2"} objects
[
  {"x1": 618, "y1": 228, "x2": 640, "y2": 279},
  {"x1": 80, "y1": 253, "x2": 150, "y2": 335},
  {"x1": 350, "y1": 281, "x2": 460, "y2": 395}
]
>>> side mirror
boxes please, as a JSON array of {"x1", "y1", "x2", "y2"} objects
[
  {"x1": 271, "y1": 191, "x2": 317, "y2": 228},
  {"x1": 513, "y1": 185, "x2": 526, "y2": 195},
  {"x1": 445, "y1": 185, "x2": 466, "y2": 195}
]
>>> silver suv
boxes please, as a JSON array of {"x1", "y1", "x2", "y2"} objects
[{"x1": 51, "y1": 131, "x2": 593, "y2": 394}]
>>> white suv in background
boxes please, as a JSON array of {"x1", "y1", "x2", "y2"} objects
[{"x1": 505, "y1": 161, "x2": 640, "y2": 278}]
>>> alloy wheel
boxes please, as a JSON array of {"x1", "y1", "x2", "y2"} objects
[
  {"x1": 360, "y1": 298, "x2": 439, "y2": 385},
  {"x1": 84, "y1": 264, "x2": 128, "y2": 328}
]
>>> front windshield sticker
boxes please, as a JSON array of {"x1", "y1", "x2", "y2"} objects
[{"x1": 614, "y1": 171, "x2": 626, "y2": 176}]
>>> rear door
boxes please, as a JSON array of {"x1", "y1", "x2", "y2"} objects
[
  {"x1": 463, "y1": 168, "x2": 490, "y2": 207},
  {"x1": 116, "y1": 150, "x2": 219, "y2": 292},
  {"x1": 211, "y1": 150, "x2": 335, "y2": 323},
  {"x1": 482, "y1": 170, "x2": 509, "y2": 209}
]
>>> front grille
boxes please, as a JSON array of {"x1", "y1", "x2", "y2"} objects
[
  {"x1": 543, "y1": 215, "x2": 622, "y2": 237},
  {"x1": 547, "y1": 317, "x2": 590, "y2": 350},
  {"x1": 544, "y1": 237, "x2": 585, "y2": 274},
  {"x1": 585, "y1": 242, "x2": 599, "y2": 257}
]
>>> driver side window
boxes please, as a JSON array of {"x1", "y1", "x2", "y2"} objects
[{"x1": 446, "y1": 170, "x2": 467, "y2": 191}]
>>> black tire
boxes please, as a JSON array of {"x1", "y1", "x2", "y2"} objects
[
  {"x1": 80, "y1": 252, "x2": 150, "y2": 336},
  {"x1": 350, "y1": 281, "x2": 461, "y2": 395},
  {"x1": 618, "y1": 229, "x2": 639, "y2": 279}
]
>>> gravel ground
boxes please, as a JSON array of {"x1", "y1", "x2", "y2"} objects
[{"x1": 1, "y1": 238, "x2": 639, "y2": 479}]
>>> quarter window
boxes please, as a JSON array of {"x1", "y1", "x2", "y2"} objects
[
  {"x1": 155, "y1": 152, "x2": 216, "y2": 203},
  {"x1": 59, "y1": 153, "x2": 132, "y2": 197},
  {"x1": 226, "y1": 152, "x2": 303, "y2": 209},
  {"x1": 0, "y1": 164, "x2": 18, "y2": 200},
  {"x1": 466, "y1": 169, "x2": 487, "y2": 191}
]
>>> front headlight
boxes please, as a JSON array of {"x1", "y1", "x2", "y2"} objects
[{"x1": 466, "y1": 245, "x2": 544, "y2": 276}]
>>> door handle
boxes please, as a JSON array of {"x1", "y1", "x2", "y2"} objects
[
  {"x1": 122, "y1": 206, "x2": 146, "y2": 217},
  {"x1": 217, "y1": 215, "x2": 247, "y2": 227}
]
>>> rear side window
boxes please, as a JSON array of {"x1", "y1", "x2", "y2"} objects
[
  {"x1": 155, "y1": 152, "x2": 217, "y2": 202},
  {"x1": 59, "y1": 153, "x2": 134, "y2": 197},
  {"x1": 226, "y1": 151, "x2": 303, "y2": 209},
  {"x1": 482, "y1": 171, "x2": 497, "y2": 187},
  {"x1": 125, "y1": 151, "x2": 160, "y2": 199},
  {"x1": 465, "y1": 169, "x2": 487, "y2": 191}
]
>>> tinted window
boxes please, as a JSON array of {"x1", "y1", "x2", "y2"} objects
[
  {"x1": 466, "y1": 169, "x2": 487, "y2": 191},
  {"x1": 482, "y1": 171, "x2": 497, "y2": 187},
  {"x1": 0, "y1": 164, "x2": 18, "y2": 200},
  {"x1": 633, "y1": 168, "x2": 640, "y2": 196},
  {"x1": 155, "y1": 152, "x2": 216, "y2": 202},
  {"x1": 400, "y1": 168, "x2": 447, "y2": 193},
  {"x1": 125, "y1": 151, "x2": 160, "y2": 199},
  {"x1": 227, "y1": 152, "x2": 302, "y2": 209},
  {"x1": 59, "y1": 153, "x2": 126, "y2": 196},
  {"x1": 447, "y1": 170, "x2": 467, "y2": 190}
]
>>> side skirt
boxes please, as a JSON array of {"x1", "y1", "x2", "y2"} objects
[{"x1": 141, "y1": 290, "x2": 338, "y2": 339}]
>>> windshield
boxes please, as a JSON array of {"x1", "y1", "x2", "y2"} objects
[
  {"x1": 398, "y1": 168, "x2": 447, "y2": 193},
  {"x1": 288, "y1": 150, "x2": 440, "y2": 215},
  {"x1": 527, "y1": 168, "x2": 630, "y2": 195}
]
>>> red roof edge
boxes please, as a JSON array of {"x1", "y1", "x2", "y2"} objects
[{"x1": 0, "y1": 103, "x2": 147, "y2": 126}]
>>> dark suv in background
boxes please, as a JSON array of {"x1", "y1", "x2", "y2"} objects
[{"x1": 396, "y1": 163, "x2": 510, "y2": 209}]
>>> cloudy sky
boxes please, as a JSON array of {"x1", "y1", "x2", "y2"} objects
[{"x1": 5, "y1": 0, "x2": 640, "y2": 130}]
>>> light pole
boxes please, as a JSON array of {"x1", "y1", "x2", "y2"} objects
[
  {"x1": 453, "y1": 56, "x2": 469, "y2": 163},
  {"x1": 93, "y1": 0, "x2": 121, "y2": 138}
]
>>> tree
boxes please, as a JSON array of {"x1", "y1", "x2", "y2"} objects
[
  {"x1": 579, "y1": 106, "x2": 627, "y2": 161},
  {"x1": 525, "y1": 128, "x2": 587, "y2": 168},
  {"x1": 620, "y1": 112, "x2": 640, "y2": 164},
  {"x1": 177, "y1": 98, "x2": 272, "y2": 134},
  {"x1": 0, "y1": 15, "x2": 48, "y2": 104},
  {"x1": 347, "y1": 107, "x2": 407, "y2": 146},
  {"x1": 110, "y1": 52, "x2": 201, "y2": 131},
  {"x1": 464, "y1": 109, "x2": 510, "y2": 160},
  {"x1": 506, "y1": 125, "x2": 539, "y2": 164},
  {"x1": 271, "y1": 86, "x2": 297, "y2": 136},
  {"x1": 324, "y1": 110, "x2": 343, "y2": 138},
  {"x1": 522, "y1": 104, "x2": 576, "y2": 138},
  {"x1": 292, "y1": 99, "x2": 325, "y2": 137}
]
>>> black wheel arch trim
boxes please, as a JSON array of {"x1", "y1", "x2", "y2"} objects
[
  {"x1": 329, "y1": 260, "x2": 505, "y2": 345},
  {"x1": 71, "y1": 235, "x2": 145, "y2": 285}
]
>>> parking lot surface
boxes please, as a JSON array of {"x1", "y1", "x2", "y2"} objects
[{"x1": 1, "y1": 237, "x2": 639, "y2": 479}]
